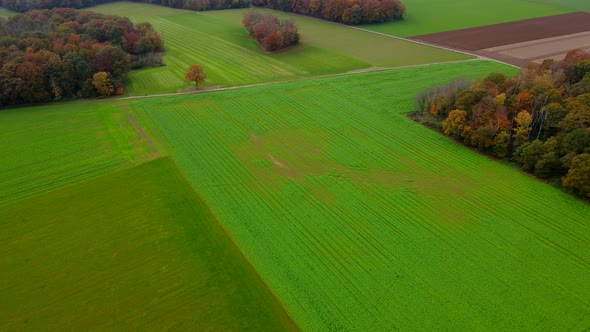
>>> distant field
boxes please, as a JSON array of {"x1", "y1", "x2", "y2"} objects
[
  {"x1": 134, "y1": 61, "x2": 590, "y2": 330},
  {"x1": 528, "y1": 0, "x2": 590, "y2": 12},
  {"x1": 410, "y1": 12, "x2": 590, "y2": 67},
  {"x1": 0, "y1": 7, "x2": 15, "y2": 17},
  {"x1": 0, "y1": 158, "x2": 296, "y2": 330},
  {"x1": 0, "y1": 101, "x2": 159, "y2": 206},
  {"x1": 361, "y1": 0, "x2": 571, "y2": 37},
  {"x1": 90, "y1": 2, "x2": 470, "y2": 95}
]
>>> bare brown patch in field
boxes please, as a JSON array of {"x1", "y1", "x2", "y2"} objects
[
  {"x1": 411, "y1": 12, "x2": 590, "y2": 51},
  {"x1": 128, "y1": 113, "x2": 160, "y2": 158},
  {"x1": 411, "y1": 12, "x2": 590, "y2": 67},
  {"x1": 233, "y1": 129, "x2": 475, "y2": 207},
  {"x1": 236, "y1": 130, "x2": 328, "y2": 182},
  {"x1": 113, "y1": 105, "x2": 160, "y2": 162}
]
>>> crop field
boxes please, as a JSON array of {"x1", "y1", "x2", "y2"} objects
[
  {"x1": 0, "y1": 101, "x2": 160, "y2": 206},
  {"x1": 0, "y1": 158, "x2": 296, "y2": 330},
  {"x1": 412, "y1": 12, "x2": 590, "y2": 67},
  {"x1": 361, "y1": 0, "x2": 571, "y2": 37},
  {"x1": 90, "y1": 2, "x2": 470, "y2": 95},
  {"x1": 132, "y1": 61, "x2": 590, "y2": 330},
  {"x1": 528, "y1": 0, "x2": 590, "y2": 12},
  {"x1": 3, "y1": 0, "x2": 590, "y2": 329}
]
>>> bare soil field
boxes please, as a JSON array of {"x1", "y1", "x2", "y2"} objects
[
  {"x1": 410, "y1": 12, "x2": 590, "y2": 50},
  {"x1": 482, "y1": 31, "x2": 590, "y2": 65},
  {"x1": 410, "y1": 12, "x2": 590, "y2": 67}
]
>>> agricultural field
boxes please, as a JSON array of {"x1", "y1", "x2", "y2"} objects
[
  {"x1": 412, "y1": 12, "x2": 590, "y2": 67},
  {"x1": 0, "y1": 158, "x2": 296, "y2": 330},
  {"x1": 1, "y1": 0, "x2": 589, "y2": 327},
  {"x1": 0, "y1": 101, "x2": 160, "y2": 206},
  {"x1": 360, "y1": 0, "x2": 572, "y2": 37},
  {"x1": 131, "y1": 61, "x2": 590, "y2": 330},
  {"x1": 90, "y1": 2, "x2": 470, "y2": 95},
  {"x1": 528, "y1": 0, "x2": 590, "y2": 12}
]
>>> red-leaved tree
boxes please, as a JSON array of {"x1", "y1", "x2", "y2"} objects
[{"x1": 242, "y1": 11, "x2": 300, "y2": 52}]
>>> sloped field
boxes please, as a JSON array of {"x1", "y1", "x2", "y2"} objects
[
  {"x1": 134, "y1": 61, "x2": 590, "y2": 330},
  {"x1": 0, "y1": 158, "x2": 296, "y2": 330},
  {"x1": 0, "y1": 101, "x2": 159, "y2": 206},
  {"x1": 411, "y1": 12, "x2": 590, "y2": 67},
  {"x1": 91, "y1": 2, "x2": 470, "y2": 95}
]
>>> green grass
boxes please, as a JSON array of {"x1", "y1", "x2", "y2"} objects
[
  {"x1": 0, "y1": 7, "x2": 16, "y2": 18},
  {"x1": 0, "y1": 101, "x2": 160, "y2": 206},
  {"x1": 0, "y1": 157, "x2": 297, "y2": 330},
  {"x1": 361, "y1": 0, "x2": 572, "y2": 37},
  {"x1": 527, "y1": 0, "x2": 590, "y2": 12},
  {"x1": 132, "y1": 61, "x2": 590, "y2": 330},
  {"x1": 90, "y1": 2, "x2": 470, "y2": 95}
]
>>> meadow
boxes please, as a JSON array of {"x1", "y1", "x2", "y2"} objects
[
  {"x1": 361, "y1": 0, "x2": 572, "y2": 37},
  {"x1": 0, "y1": 158, "x2": 296, "y2": 330},
  {"x1": 132, "y1": 61, "x2": 590, "y2": 330},
  {"x1": 90, "y1": 2, "x2": 470, "y2": 95}
]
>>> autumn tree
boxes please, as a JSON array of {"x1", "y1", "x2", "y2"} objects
[
  {"x1": 184, "y1": 64, "x2": 206, "y2": 89},
  {"x1": 0, "y1": 0, "x2": 403, "y2": 25},
  {"x1": 493, "y1": 131, "x2": 510, "y2": 158},
  {"x1": 562, "y1": 153, "x2": 590, "y2": 198},
  {"x1": 92, "y1": 72, "x2": 114, "y2": 96},
  {"x1": 242, "y1": 11, "x2": 300, "y2": 52},
  {"x1": 516, "y1": 140, "x2": 545, "y2": 172},
  {"x1": 0, "y1": 9, "x2": 164, "y2": 106},
  {"x1": 442, "y1": 110, "x2": 468, "y2": 139},
  {"x1": 513, "y1": 110, "x2": 532, "y2": 147},
  {"x1": 412, "y1": 52, "x2": 590, "y2": 199}
]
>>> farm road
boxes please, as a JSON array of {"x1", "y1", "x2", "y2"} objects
[
  {"x1": 120, "y1": 21, "x2": 520, "y2": 101},
  {"x1": 120, "y1": 59, "x2": 495, "y2": 101}
]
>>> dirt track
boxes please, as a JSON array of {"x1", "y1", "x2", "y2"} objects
[{"x1": 410, "y1": 12, "x2": 590, "y2": 51}]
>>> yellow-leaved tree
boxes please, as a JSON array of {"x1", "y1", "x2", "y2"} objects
[{"x1": 92, "y1": 72, "x2": 114, "y2": 97}]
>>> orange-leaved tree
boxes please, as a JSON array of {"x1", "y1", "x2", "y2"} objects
[{"x1": 184, "y1": 64, "x2": 206, "y2": 89}]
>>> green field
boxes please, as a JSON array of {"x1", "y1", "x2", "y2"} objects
[
  {"x1": 0, "y1": 158, "x2": 296, "y2": 330},
  {"x1": 130, "y1": 61, "x2": 590, "y2": 330},
  {"x1": 90, "y1": 2, "x2": 470, "y2": 95},
  {"x1": 0, "y1": 101, "x2": 160, "y2": 206},
  {"x1": 361, "y1": 0, "x2": 571, "y2": 37},
  {"x1": 528, "y1": 0, "x2": 590, "y2": 12}
]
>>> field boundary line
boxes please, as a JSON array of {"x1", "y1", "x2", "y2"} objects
[
  {"x1": 266, "y1": 9, "x2": 520, "y2": 69},
  {"x1": 344, "y1": 25, "x2": 520, "y2": 69},
  {"x1": 120, "y1": 58, "x2": 490, "y2": 100}
]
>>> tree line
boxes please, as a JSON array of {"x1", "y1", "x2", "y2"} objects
[
  {"x1": 0, "y1": 8, "x2": 163, "y2": 105},
  {"x1": 252, "y1": 0, "x2": 404, "y2": 24},
  {"x1": 1, "y1": 0, "x2": 250, "y2": 12},
  {"x1": 242, "y1": 11, "x2": 299, "y2": 52},
  {"x1": 1, "y1": 0, "x2": 404, "y2": 24},
  {"x1": 413, "y1": 50, "x2": 590, "y2": 199}
]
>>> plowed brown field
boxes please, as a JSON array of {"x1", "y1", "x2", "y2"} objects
[{"x1": 410, "y1": 12, "x2": 590, "y2": 67}]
